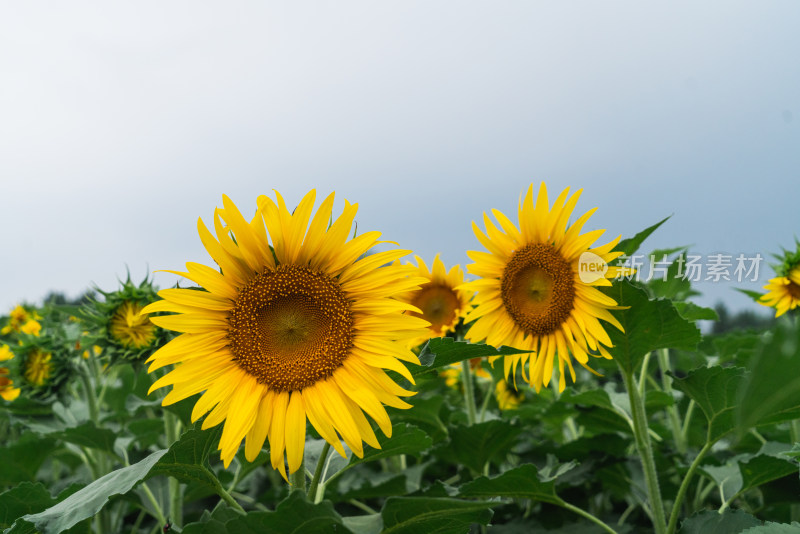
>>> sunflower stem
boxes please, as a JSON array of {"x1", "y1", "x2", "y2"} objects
[
  {"x1": 202, "y1": 465, "x2": 246, "y2": 514},
  {"x1": 461, "y1": 359, "x2": 477, "y2": 426},
  {"x1": 291, "y1": 459, "x2": 307, "y2": 492},
  {"x1": 308, "y1": 442, "x2": 330, "y2": 502},
  {"x1": 622, "y1": 369, "x2": 667, "y2": 534},
  {"x1": 666, "y1": 441, "x2": 712, "y2": 534},
  {"x1": 164, "y1": 410, "x2": 183, "y2": 527},
  {"x1": 557, "y1": 499, "x2": 618, "y2": 534},
  {"x1": 657, "y1": 348, "x2": 686, "y2": 454}
]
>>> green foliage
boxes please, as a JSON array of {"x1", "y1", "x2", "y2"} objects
[
  {"x1": 672, "y1": 366, "x2": 746, "y2": 443},
  {"x1": 380, "y1": 497, "x2": 494, "y2": 534}
]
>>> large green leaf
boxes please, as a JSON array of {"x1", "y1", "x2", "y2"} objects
[
  {"x1": 603, "y1": 281, "x2": 701, "y2": 375},
  {"x1": 380, "y1": 497, "x2": 493, "y2": 534},
  {"x1": 226, "y1": 491, "x2": 352, "y2": 534},
  {"x1": 0, "y1": 483, "x2": 55, "y2": 529},
  {"x1": 616, "y1": 216, "x2": 670, "y2": 257},
  {"x1": 0, "y1": 435, "x2": 57, "y2": 487},
  {"x1": 736, "y1": 321, "x2": 800, "y2": 433},
  {"x1": 413, "y1": 338, "x2": 530, "y2": 377},
  {"x1": 458, "y1": 462, "x2": 577, "y2": 505},
  {"x1": 8, "y1": 449, "x2": 167, "y2": 534},
  {"x1": 672, "y1": 366, "x2": 747, "y2": 443},
  {"x1": 741, "y1": 523, "x2": 800, "y2": 534},
  {"x1": 147, "y1": 422, "x2": 224, "y2": 493},
  {"x1": 442, "y1": 420, "x2": 522, "y2": 473},
  {"x1": 349, "y1": 423, "x2": 433, "y2": 467},
  {"x1": 678, "y1": 509, "x2": 761, "y2": 534},
  {"x1": 51, "y1": 421, "x2": 119, "y2": 457}
]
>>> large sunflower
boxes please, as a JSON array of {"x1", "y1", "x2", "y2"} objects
[
  {"x1": 760, "y1": 264, "x2": 800, "y2": 317},
  {"x1": 145, "y1": 191, "x2": 429, "y2": 478},
  {"x1": 461, "y1": 182, "x2": 627, "y2": 392},
  {"x1": 395, "y1": 254, "x2": 472, "y2": 348}
]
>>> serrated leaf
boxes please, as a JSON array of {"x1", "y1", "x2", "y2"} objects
[
  {"x1": 741, "y1": 523, "x2": 800, "y2": 534},
  {"x1": 736, "y1": 321, "x2": 800, "y2": 433},
  {"x1": 458, "y1": 463, "x2": 576, "y2": 504},
  {"x1": 381, "y1": 497, "x2": 493, "y2": 534},
  {"x1": 443, "y1": 420, "x2": 522, "y2": 473},
  {"x1": 603, "y1": 281, "x2": 701, "y2": 375},
  {"x1": 672, "y1": 366, "x2": 747, "y2": 443},
  {"x1": 0, "y1": 483, "x2": 55, "y2": 529},
  {"x1": 147, "y1": 422, "x2": 223, "y2": 493},
  {"x1": 678, "y1": 509, "x2": 761, "y2": 534},
  {"x1": 616, "y1": 216, "x2": 670, "y2": 256},
  {"x1": 10, "y1": 450, "x2": 167, "y2": 534},
  {"x1": 674, "y1": 302, "x2": 719, "y2": 322},
  {"x1": 349, "y1": 423, "x2": 432, "y2": 467},
  {"x1": 739, "y1": 452, "x2": 798, "y2": 496},
  {"x1": 224, "y1": 491, "x2": 352, "y2": 534},
  {"x1": 413, "y1": 338, "x2": 530, "y2": 376}
]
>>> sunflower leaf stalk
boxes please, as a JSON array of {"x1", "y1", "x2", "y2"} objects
[
  {"x1": 461, "y1": 358, "x2": 477, "y2": 425},
  {"x1": 622, "y1": 368, "x2": 667, "y2": 534}
]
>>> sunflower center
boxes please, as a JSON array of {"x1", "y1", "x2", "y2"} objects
[
  {"x1": 24, "y1": 350, "x2": 52, "y2": 387},
  {"x1": 501, "y1": 243, "x2": 576, "y2": 337},
  {"x1": 410, "y1": 284, "x2": 460, "y2": 332},
  {"x1": 788, "y1": 280, "x2": 800, "y2": 300},
  {"x1": 110, "y1": 301, "x2": 157, "y2": 349},
  {"x1": 228, "y1": 265, "x2": 355, "y2": 392}
]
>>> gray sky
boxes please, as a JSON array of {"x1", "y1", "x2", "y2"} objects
[{"x1": 1, "y1": 2, "x2": 798, "y2": 315}]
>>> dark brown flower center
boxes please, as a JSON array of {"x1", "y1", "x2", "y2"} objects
[
  {"x1": 228, "y1": 265, "x2": 355, "y2": 391},
  {"x1": 788, "y1": 280, "x2": 800, "y2": 300},
  {"x1": 410, "y1": 284, "x2": 460, "y2": 333},
  {"x1": 501, "y1": 243, "x2": 576, "y2": 337}
]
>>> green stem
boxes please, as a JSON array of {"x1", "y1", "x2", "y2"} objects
[
  {"x1": 348, "y1": 499, "x2": 378, "y2": 514},
  {"x1": 78, "y1": 364, "x2": 99, "y2": 423},
  {"x1": 667, "y1": 441, "x2": 713, "y2": 534},
  {"x1": 290, "y1": 458, "x2": 307, "y2": 492},
  {"x1": 657, "y1": 348, "x2": 686, "y2": 454},
  {"x1": 461, "y1": 359, "x2": 477, "y2": 426},
  {"x1": 202, "y1": 465, "x2": 246, "y2": 514},
  {"x1": 477, "y1": 380, "x2": 494, "y2": 423},
  {"x1": 622, "y1": 370, "x2": 667, "y2": 534},
  {"x1": 638, "y1": 352, "x2": 652, "y2": 395},
  {"x1": 164, "y1": 411, "x2": 183, "y2": 527},
  {"x1": 557, "y1": 499, "x2": 618, "y2": 534},
  {"x1": 680, "y1": 400, "x2": 696, "y2": 446},
  {"x1": 139, "y1": 481, "x2": 167, "y2": 526},
  {"x1": 307, "y1": 442, "x2": 330, "y2": 502}
]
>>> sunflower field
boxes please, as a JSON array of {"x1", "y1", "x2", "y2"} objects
[{"x1": 2, "y1": 184, "x2": 800, "y2": 534}]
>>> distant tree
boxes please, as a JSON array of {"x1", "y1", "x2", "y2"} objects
[{"x1": 711, "y1": 302, "x2": 775, "y2": 334}]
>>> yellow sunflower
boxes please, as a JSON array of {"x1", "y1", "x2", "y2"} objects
[
  {"x1": 461, "y1": 182, "x2": 627, "y2": 392},
  {"x1": 0, "y1": 345, "x2": 19, "y2": 402},
  {"x1": 144, "y1": 191, "x2": 429, "y2": 479},
  {"x1": 110, "y1": 301, "x2": 157, "y2": 348},
  {"x1": 23, "y1": 349, "x2": 52, "y2": 388},
  {"x1": 495, "y1": 379, "x2": 524, "y2": 411},
  {"x1": 760, "y1": 264, "x2": 800, "y2": 318},
  {"x1": 395, "y1": 254, "x2": 472, "y2": 348}
]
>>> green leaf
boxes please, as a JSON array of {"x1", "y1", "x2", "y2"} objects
[
  {"x1": 672, "y1": 366, "x2": 747, "y2": 443},
  {"x1": 0, "y1": 435, "x2": 57, "y2": 487},
  {"x1": 678, "y1": 509, "x2": 761, "y2": 534},
  {"x1": 442, "y1": 420, "x2": 522, "y2": 473},
  {"x1": 9, "y1": 450, "x2": 167, "y2": 534},
  {"x1": 616, "y1": 216, "x2": 670, "y2": 257},
  {"x1": 736, "y1": 321, "x2": 800, "y2": 433},
  {"x1": 342, "y1": 514, "x2": 382, "y2": 534},
  {"x1": 738, "y1": 446, "x2": 798, "y2": 496},
  {"x1": 413, "y1": 338, "x2": 530, "y2": 376},
  {"x1": 387, "y1": 396, "x2": 448, "y2": 442},
  {"x1": 349, "y1": 423, "x2": 433, "y2": 467},
  {"x1": 741, "y1": 523, "x2": 800, "y2": 534},
  {"x1": 674, "y1": 302, "x2": 719, "y2": 322},
  {"x1": 0, "y1": 483, "x2": 56, "y2": 529},
  {"x1": 380, "y1": 497, "x2": 493, "y2": 534},
  {"x1": 50, "y1": 421, "x2": 119, "y2": 456},
  {"x1": 603, "y1": 281, "x2": 701, "y2": 375},
  {"x1": 224, "y1": 491, "x2": 352, "y2": 534},
  {"x1": 458, "y1": 463, "x2": 576, "y2": 505},
  {"x1": 147, "y1": 422, "x2": 224, "y2": 493}
]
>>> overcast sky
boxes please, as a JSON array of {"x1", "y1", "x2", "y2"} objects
[{"x1": 1, "y1": 2, "x2": 798, "y2": 315}]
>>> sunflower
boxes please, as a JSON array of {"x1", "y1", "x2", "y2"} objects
[
  {"x1": 760, "y1": 245, "x2": 800, "y2": 318},
  {"x1": 23, "y1": 349, "x2": 52, "y2": 388},
  {"x1": 1, "y1": 305, "x2": 41, "y2": 336},
  {"x1": 145, "y1": 191, "x2": 429, "y2": 478},
  {"x1": 395, "y1": 254, "x2": 472, "y2": 348},
  {"x1": 461, "y1": 182, "x2": 627, "y2": 392},
  {"x1": 495, "y1": 379, "x2": 524, "y2": 410},
  {"x1": 0, "y1": 344, "x2": 20, "y2": 402},
  {"x1": 109, "y1": 301, "x2": 157, "y2": 348}
]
